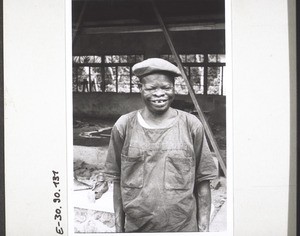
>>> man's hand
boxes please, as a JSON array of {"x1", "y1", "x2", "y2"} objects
[
  {"x1": 196, "y1": 180, "x2": 212, "y2": 232},
  {"x1": 113, "y1": 181, "x2": 125, "y2": 232}
]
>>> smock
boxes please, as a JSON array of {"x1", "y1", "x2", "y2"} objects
[{"x1": 104, "y1": 109, "x2": 217, "y2": 232}]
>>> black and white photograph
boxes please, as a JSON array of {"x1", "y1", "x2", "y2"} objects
[
  {"x1": 72, "y1": 0, "x2": 228, "y2": 233},
  {"x1": 3, "y1": 0, "x2": 297, "y2": 235}
]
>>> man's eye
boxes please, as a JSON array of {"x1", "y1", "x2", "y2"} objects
[{"x1": 143, "y1": 86, "x2": 173, "y2": 92}]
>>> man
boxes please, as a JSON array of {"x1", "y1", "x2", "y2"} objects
[{"x1": 104, "y1": 58, "x2": 217, "y2": 232}]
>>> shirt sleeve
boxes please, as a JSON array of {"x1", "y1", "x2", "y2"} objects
[
  {"x1": 193, "y1": 124, "x2": 218, "y2": 183},
  {"x1": 103, "y1": 120, "x2": 125, "y2": 181}
]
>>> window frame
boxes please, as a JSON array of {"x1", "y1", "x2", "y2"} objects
[
  {"x1": 161, "y1": 53, "x2": 226, "y2": 96},
  {"x1": 72, "y1": 54, "x2": 144, "y2": 93},
  {"x1": 72, "y1": 54, "x2": 226, "y2": 95}
]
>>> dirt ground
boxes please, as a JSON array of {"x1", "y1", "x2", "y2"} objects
[{"x1": 73, "y1": 117, "x2": 227, "y2": 233}]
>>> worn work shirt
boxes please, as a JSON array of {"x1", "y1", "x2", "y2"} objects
[{"x1": 104, "y1": 109, "x2": 217, "y2": 232}]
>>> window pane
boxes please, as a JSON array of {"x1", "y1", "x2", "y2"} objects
[
  {"x1": 82, "y1": 56, "x2": 93, "y2": 63},
  {"x1": 208, "y1": 54, "x2": 217, "y2": 62},
  {"x1": 190, "y1": 67, "x2": 204, "y2": 94},
  {"x1": 207, "y1": 67, "x2": 222, "y2": 95},
  {"x1": 175, "y1": 77, "x2": 188, "y2": 95},
  {"x1": 117, "y1": 66, "x2": 130, "y2": 93},
  {"x1": 112, "y1": 55, "x2": 119, "y2": 63},
  {"x1": 131, "y1": 75, "x2": 140, "y2": 93},
  {"x1": 94, "y1": 56, "x2": 101, "y2": 63},
  {"x1": 73, "y1": 67, "x2": 78, "y2": 92},
  {"x1": 127, "y1": 55, "x2": 135, "y2": 63},
  {"x1": 73, "y1": 83, "x2": 77, "y2": 92},
  {"x1": 179, "y1": 54, "x2": 186, "y2": 62},
  {"x1": 73, "y1": 56, "x2": 81, "y2": 63},
  {"x1": 105, "y1": 67, "x2": 116, "y2": 92},
  {"x1": 105, "y1": 55, "x2": 112, "y2": 63},
  {"x1": 168, "y1": 55, "x2": 175, "y2": 63},
  {"x1": 161, "y1": 54, "x2": 175, "y2": 63},
  {"x1": 90, "y1": 67, "x2": 102, "y2": 92},
  {"x1": 77, "y1": 67, "x2": 90, "y2": 92},
  {"x1": 119, "y1": 55, "x2": 128, "y2": 63},
  {"x1": 183, "y1": 66, "x2": 189, "y2": 76},
  {"x1": 222, "y1": 66, "x2": 226, "y2": 95},
  {"x1": 217, "y1": 54, "x2": 226, "y2": 63},
  {"x1": 73, "y1": 55, "x2": 102, "y2": 64},
  {"x1": 136, "y1": 55, "x2": 144, "y2": 62},
  {"x1": 195, "y1": 54, "x2": 204, "y2": 62},
  {"x1": 186, "y1": 54, "x2": 196, "y2": 62}
]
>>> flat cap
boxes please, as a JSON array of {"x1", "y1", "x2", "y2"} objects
[{"x1": 132, "y1": 58, "x2": 181, "y2": 78}]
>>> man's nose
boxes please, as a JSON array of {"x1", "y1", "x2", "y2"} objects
[{"x1": 152, "y1": 88, "x2": 165, "y2": 96}]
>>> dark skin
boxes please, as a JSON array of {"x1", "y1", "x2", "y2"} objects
[
  {"x1": 196, "y1": 180, "x2": 212, "y2": 232},
  {"x1": 113, "y1": 181, "x2": 125, "y2": 232},
  {"x1": 113, "y1": 73, "x2": 212, "y2": 232}
]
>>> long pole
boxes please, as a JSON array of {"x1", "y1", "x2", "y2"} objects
[
  {"x1": 151, "y1": 1, "x2": 226, "y2": 177},
  {"x1": 73, "y1": 1, "x2": 87, "y2": 45}
]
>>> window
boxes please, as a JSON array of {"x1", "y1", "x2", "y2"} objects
[
  {"x1": 72, "y1": 54, "x2": 225, "y2": 95},
  {"x1": 160, "y1": 53, "x2": 225, "y2": 95},
  {"x1": 207, "y1": 66, "x2": 223, "y2": 95},
  {"x1": 73, "y1": 55, "x2": 144, "y2": 93}
]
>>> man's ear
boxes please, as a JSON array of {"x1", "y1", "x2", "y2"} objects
[{"x1": 138, "y1": 82, "x2": 142, "y2": 92}]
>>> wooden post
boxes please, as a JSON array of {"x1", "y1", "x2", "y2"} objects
[
  {"x1": 73, "y1": 1, "x2": 87, "y2": 45},
  {"x1": 151, "y1": 1, "x2": 226, "y2": 177}
]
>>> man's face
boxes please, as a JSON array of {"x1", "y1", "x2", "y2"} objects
[{"x1": 140, "y1": 73, "x2": 175, "y2": 115}]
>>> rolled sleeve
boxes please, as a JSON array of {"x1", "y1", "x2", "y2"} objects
[
  {"x1": 103, "y1": 124, "x2": 124, "y2": 181},
  {"x1": 193, "y1": 125, "x2": 218, "y2": 184}
]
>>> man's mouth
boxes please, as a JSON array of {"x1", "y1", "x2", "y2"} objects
[{"x1": 151, "y1": 99, "x2": 168, "y2": 105}]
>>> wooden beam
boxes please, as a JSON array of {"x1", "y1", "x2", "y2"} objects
[
  {"x1": 73, "y1": 1, "x2": 87, "y2": 44},
  {"x1": 75, "y1": 14, "x2": 224, "y2": 28},
  {"x1": 151, "y1": 0, "x2": 227, "y2": 177},
  {"x1": 74, "y1": 22, "x2": 225, "y2": 34}
]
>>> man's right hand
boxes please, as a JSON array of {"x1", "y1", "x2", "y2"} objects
[{"x1": 113, "y1": 181, "x2": 125, "y2": 232}]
